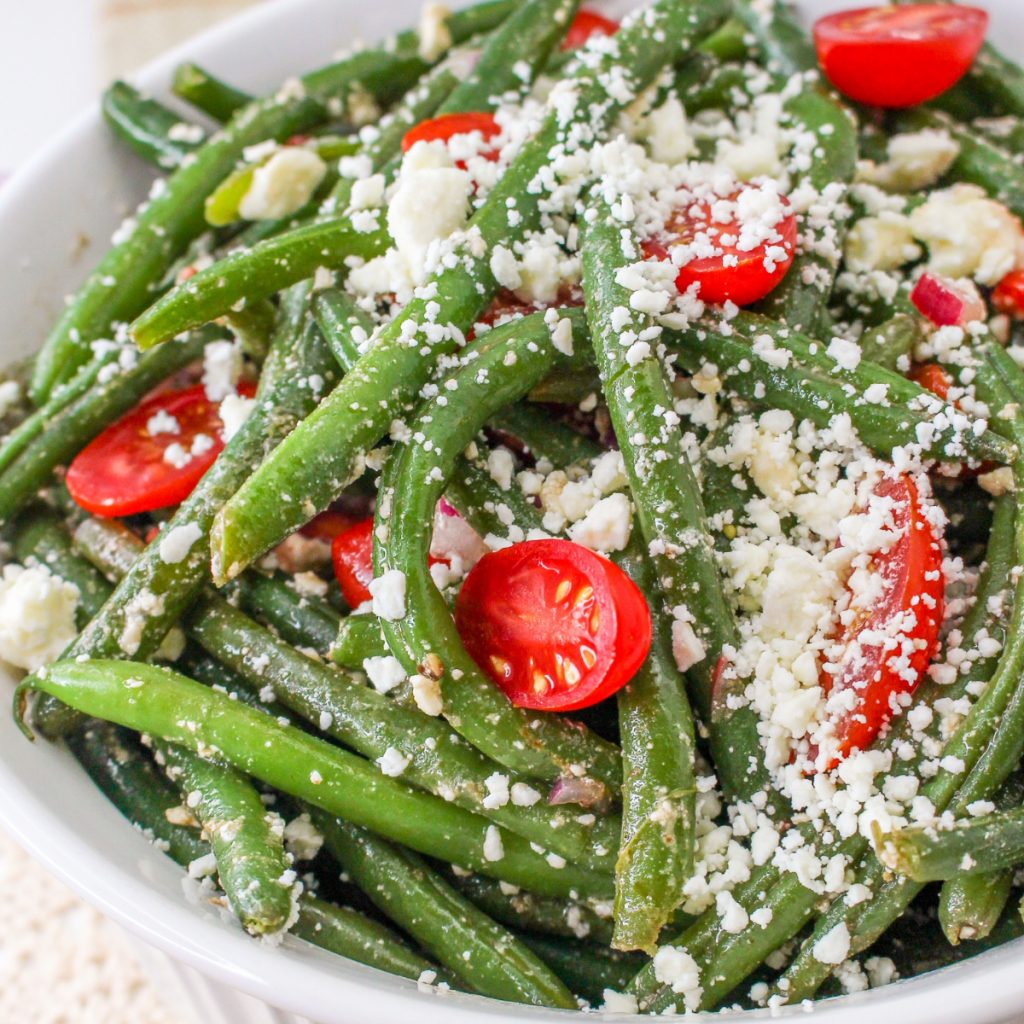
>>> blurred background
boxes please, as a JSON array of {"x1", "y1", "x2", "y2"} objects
[
  {"x1": 2, "y1": 0, "x2": 267, "y2": 173},
  {"x1": 1, "y1": 6, "x2": 268, "y2": 1022}
]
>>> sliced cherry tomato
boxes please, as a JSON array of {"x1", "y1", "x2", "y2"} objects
[
  {"x1": 65, "y1": 382, "x2": 255, "y2": 518},
  {"x1": 821, "y1": 475, "x2": 945, "y2": 763},
  {"x1": 301, "y1": 510, "x2": 358, "y2": 542},
  {"x1": 813, "y1": 5, "x2": 988, "y2": 108},
  {"x1": 332, "y1": 515, "x2": 451, "y2": 608},
  {"x1": 908, "y1": 362, "x2": 954, "y2": 401},
  {"x1": 561, "y1": 8, "x2": 620, "y2": 50},
  {"x1": 401, "y1": 111, "x2": 501, "y2": 162},
  {"x1": 331, "y1": 518, "x2": 376, "y2": 609},
  {"x1": 993, "y1": 268, "x2": 1024, "y2": 319},
  {"x1": 455, "y1": 539, "x2": 652, "y2": 712},
  {"x1": 642, "y1": 190, "x2": 798, "y2": 307}
]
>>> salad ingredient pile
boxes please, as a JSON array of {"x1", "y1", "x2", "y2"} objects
[{"x1": 2, "y1": 0, "x2": 1024, "y2": 1014}]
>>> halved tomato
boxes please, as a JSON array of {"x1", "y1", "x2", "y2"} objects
[
  {"x1": 813, "y1": 5, "x2": 988, "y2": 108},
  {"x1": 455, "y1": 539, "x2": 652, "y2": 711},
  {"x1": 401, "y1": 111, "x2": 501, "y2": 161},
  {"x1": 642, "y1": 189, "x2": 798, "y2": 307},
  {"x1": 66, "y1": 382, "x2": 255, "y2": 518},
  {"x1": 820, "y1": 475, "x2": 945, "y2": 763},
  {"x1": 561, "y1": 8, "x2": 619, "y2": 50},
  {"x1": 993, "y1": 268, "x2": 1024, "y2": 319}
]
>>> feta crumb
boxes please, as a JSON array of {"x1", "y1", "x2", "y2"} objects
[
  {"x1": 369, "y1": 570, "x2": 407, "y2": 620},
  {"x1": 158, "y1": 522, "x2": 203, "y2": 565},
  {"x1": 0, "y1": 564, "x2": 79, "y2": 671},
  {"x1": 362, "y1": 655, "x2": 406, "y2": 693},
  {"x1": 813, "y1": 923, "x2": 851, "y2": 965},
  {"x1": 239, "y1": 148, "x2": 327, "y2": 221},
  {"x1": 483, "y1": 824, "x2": 504, "y2": 861},
  {"x1": 377, "y1": 746, "x2": 411, "y2": 777}
]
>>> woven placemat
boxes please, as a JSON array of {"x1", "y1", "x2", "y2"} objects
[{"x1": 0, "y1": 831, "x2": 182, "y2": 1024}]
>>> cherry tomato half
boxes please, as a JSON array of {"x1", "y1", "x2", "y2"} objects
[
  {"x1": 401, "y1": 111, "x2": 501, "y2": 158},
  {"x1": 908, "y1": 362, "x2": 954, "y2": 401},
  {"x1": 643, "y1": 190, "x2": 798, "y2": 307},
  {"x1": 561, "y1": 8, "x2": 620, "y2": 50},
  {"x1": 302, "y1": 510, "x2": 358, "y2": 542},
  {"x1": 993, "y1": 268, "x2": 1024, "y2": 319},
  {"x1": 331, "y1": 518, "x2": 376, "y2": 609},
  {"x1": 331, "y1": 516, "x2": 450, "y2": 609},
  {"x1": 455, "y1": 539, "x2": 652, "y2": 712},
  {"x1": 65, "y1": 382, "x2": 254, "y2": 518},
  {"x1": 821, "y1": 475, "x2": 945, "y2": 763},
  {"x1": 813, "y1": 4, "x2": 988, "y2": 108}
]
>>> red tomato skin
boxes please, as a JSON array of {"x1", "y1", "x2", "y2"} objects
[
  {"x1": 454, "y1": 539, "x2": 652, "y2": 712},
  {"x1": 302, "y1": 510, "x2": 358, "y2": 542},
  {"x1": 908, "y1": 362, "x2": 953, "y2": 401},
  {"x1": 993, "y1": 269, "x2": 1024, "y2": 319},
  {"x1": 401, "y1": 112, "x2": 501, "y2": 154},
  {"x1": 561, "y1": 8, "x2": 620, "y2": 50},
  {"x1": 822, "y1": 475, "x2": 945, "y2": 763},
  {"x1": 814, "y1": 5, "x2": 988, "y2": 108},
  {"x1": 331, "y1": 518, "x2": 376, "y2": 609},
  {"x1": 65, "y1": 382, "x2": 253, "y2": 518},
  {"x1": 643, "y1": 195, "x2": 798, "y2": 307}
]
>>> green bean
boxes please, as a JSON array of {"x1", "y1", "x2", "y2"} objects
[
  {"x1": 579, "y1": 197, "x2": 704, "y2": 947},
  {"x1": 732, "y1": 0, "x2": 817, "y2": 76},
  {"x1": 0, "y1": 353, "x2": 116, "y2": 480},
  {"x1": 292, "y1": 895, "x2": 450, "y2": 984},
  {"x1": 313, "y1": 814, "x2": 577, "y2": 1008},
  {"x1": 517, "y1": 932, "x2": 644, "y2": 1005},
  {"x1": 71, "y1": 713, "x2": 448, "y2": 980},
  {"x1": 939, "y1": 869, "x2": 1015, "y2": 945},
  {"x1": 311, "y1": 287, "x2": 369, "y2": 371},
  {"x1": 67, "y1": 721, "x2": 208, "y2": 867},
  {"x1": 132, "y1": 219, "x2": 389, "y2": 348},
  {"x1": 758, "y1": 88, "x2": 858, "y2": 335},
  {"x1": 858, "y1": 313, "x2": 924, "y2": 372},
  {"x1": 667, "y1": 323, "x2": 1015, "y2": 465},
  {"x1": 21, "y1": 659, "x2": 611, "y2": 899},
  {"x1": 373, "y1": 308, "x2": 622, "y2": 789},
  {"x1": 878, "y1": 805, "x2": 1024, "y2": 882},
  {"x1": 698, "y1": 17, "x2": 749, "y2": 62},
  {"x1": 0, "y1": 330, "x2": 211, "y2": 524},
  {"x1": 102, "y1": 81, "x2": 204, "y2": 169},
  {"x1": 172, "y1": 63, "x2": 252, "y2": 123},
  {"x1": 235, "y1": 571, "x2": 341, "y2": 654},
  {"x1": 155, "y1": 740, "x2": 298, "y2": 935},
  {"x1": 32, "y1": 52, "x2": 424, "y2": 404},
  {"x1": 674, "y1": 56, "x2": 750, "y2": 117},
  {"x1": 211, "y1": 0, "x2": 732, "y2": 583},
  {"x1": 446, "y1": 871, "x2": 615, "y2": 946},
  {"x1": 937, "y1": 770, "x2": 1024, "y2": 944},
  {"x1": 221, "y1": 299, "x2": 277, "y2": 363},
  {"x1": 894, "y1": 107, "x2": 1024, "y2": 220},
  {"x1": 72, "y1": 513, "x2": 620, "y2": 868},
  {"x1": 29, "y1": 287, "x2": 339, "y2": 739},
  {"x1": 487, "y1": 404, "x2": 595, "y2": 471},
  {"x1": 12, "y1": 508, "x2": 113, "y2": 626},
  {"x1": 331, "y1": 613, "x2": 389, "y2": 669},
  {"x1": 961, "y1": 42, "x2": 1024, "y2": 120}
]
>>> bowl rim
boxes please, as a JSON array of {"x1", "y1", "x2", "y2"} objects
[{"x1": 1, "y1": 1, "x2": 1023, "y2": 1021}]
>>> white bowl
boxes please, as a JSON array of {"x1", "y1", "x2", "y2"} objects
[{"x1": 1, "y1": 1, "x2": 1023, "y2": 1022}]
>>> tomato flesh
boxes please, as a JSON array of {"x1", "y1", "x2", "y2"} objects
[
  {"x1": 642, "y1": 189, "x2": 798, "y2": 307},
  {"x1": 331, "y1": 518, "x2": 376, "y2": 609},
  {"x1": 821, "y1": 475, "x2": 944, "y2": 763},
  {"x1": 561, "y1": 8, "x2": 620, "y2": 50},
  {"x1": 813, "y1": 5, "x2": 988, "y2": 108},
  {"x1": 401, "y1": 112, "x2": 501, "y2": 163},
  {"x1": 993, "y1": 268, "x2": 1024, "y2": 319},
  {"x1": 66, "y1": 382, "x2": 253, "y2": 518},
  {"x1": 908, "y1": 362, "x2": 953, "y2": 401},
  {"x1": 455, "y1": 539, "x2": 652, "y2": 712}
]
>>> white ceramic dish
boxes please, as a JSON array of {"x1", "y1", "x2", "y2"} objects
[{"x1": 2, "y1": 1, "x2": 1024, "y2": 1022}]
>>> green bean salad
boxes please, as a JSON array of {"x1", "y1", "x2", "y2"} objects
[{"x1": 2, "y1": 0, "x2": 1024, "y2": 1013}]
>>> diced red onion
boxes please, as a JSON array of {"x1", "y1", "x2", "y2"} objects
[
  {"x1": 548, "y1": 775, "x2": 607, "y2": 809},
  {"x1": 911, "y1": 272, "x2": 986, "y2": 328}
]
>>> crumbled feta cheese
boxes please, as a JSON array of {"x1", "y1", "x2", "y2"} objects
[
  {"x1": 239, "y1": 147, "x2": 327, "y2": 221},
  {"x1": 0, "y1": 564, "x2": 79, "y2": 671},
  {"x1": 369, "y1": 570, "x2": 406, "y2": 620},
  {"x1": 219, "y1": 393, "x2": 256, "y2": 442},
  {"x1": 158, "y1": 522, "x2": 202, "y2": 565},
  {"x1": 813, "y1": 923, "x2": 851, "y2": 965},
  {"x1": 377, "y1": 746, "x2": 411, "y2": 777},
  {"x1": 858, "y1": 129, "x2": 960, "y2": 192},
  {"x1": 417, "y1": 2, "x2": 452, "y2": 61},
  {"x1": 651, "y1": 947, "x2": 702, "y2": 1011},
  {"x1": 568, "y1": 493, "x2": 632, "y2": 553},
  {"x1": 363, "y1": 655, "x2": 406, "y2": 693},
  {"x1": 483, "y1": 825, "x2": 504, "y2": 861}
]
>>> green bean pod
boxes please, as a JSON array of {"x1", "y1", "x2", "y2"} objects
[
  {"x1": 102, "y1": 81, "x2": 205, "y2": 169},
  {"x1": 313, "y1": 814, "x2": 577, "y2": 1008},
  {"x1": 211, "y1": 0, "x2": 732, "y2": 582},
  {"x1": 172, "y1": 63, "x2": 252, "y2": 123},
  {"x1": 21, "y1": 659, "x2": 612, "y2": 899},
  {"x1": 156, "y1": 740, "x2": 299, "y2": 935},
  {"x1": 517, "y1": 932, "x2": 644, "y2": 1006},
  {"x1": 331, "y1": 613, "x2": 390, "y2": 668}
]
